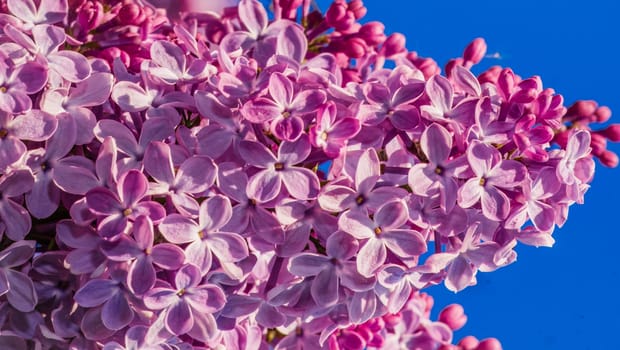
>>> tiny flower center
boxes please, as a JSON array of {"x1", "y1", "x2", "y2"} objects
[
  {"x1": 198, "y1": 229, "x2": 207, "y2": 239},
  {"x1": 0, "y1": 86, "x2": 6, "y2": 93},
  {"x1": 282, "y1": 111, "x2": 291, "y2": 118},
  {"x1": 479, "y1": 177, "x2": 487, "y2": 186},
  {"x1": 122, "y1": 208, "x2": 133, "y2": 216},
  {"x1": 435, "y1": 165, "x2": 444, "y2": 175},
  {"x1": 355, "y1": 194, "x2": 366, "y2": 205},
  {"x1": 296, "y1": 327, "x2": 304, "y2": 337},
  {"x1": 274, "y1": 162, "x2": 284, "y2": 171},
  {"x1": 386, "y1": 108, "x2": 395, "y2": 115},
  {"x1": 177, "y1": 288, "x2": 186, "y2": 297},
  {"x1": 0, "y1": 128, "x2": 8, "y2": 139},
  {"x1": 374, "y1": 227, "x2": 382, "y2": 235},
  {"x1": 144, "y1": 247, "x2": 152, "y2": 255},
  {"x1": 321, "y1": 131, "x2": 329, "y2": 140}
]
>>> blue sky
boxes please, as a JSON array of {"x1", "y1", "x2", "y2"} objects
[{"x1": 311, "y1": 0, "x2": 620, "y2": 348}]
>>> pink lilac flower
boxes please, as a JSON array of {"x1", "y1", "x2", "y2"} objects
[
  {"x1": 0, "y1": 61, "x2": 47, "y2": 113},
  {"x1": 241, "y1": 72, "x2": 326, "y2": 141},
  {"x1": 338, "y1": 199, "x2": 427, "y2": 276},
  {"x1": 238, "y1": 135, "x2": 320, "y2": 202},
  {"x1": 457, "y1": 140, "x2": 527, "y2": 221},
  {"x1": 288, "y1": 230, "x2": 376, "y2": 307}
]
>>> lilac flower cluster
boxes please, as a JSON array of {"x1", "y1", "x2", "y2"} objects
[{"x1": 0, "y1": 0, "x2": 617, "y2": 349}]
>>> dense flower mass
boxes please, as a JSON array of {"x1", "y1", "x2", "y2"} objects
[{"x1": 0, "y1": 0, "x2": 617, "y2": 349}]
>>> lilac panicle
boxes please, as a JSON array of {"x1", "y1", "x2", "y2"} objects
[{"x1": 0, "y1": 1, "x2": 614, "y2": 348}]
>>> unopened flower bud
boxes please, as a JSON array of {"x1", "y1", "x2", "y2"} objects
[
  {"x1": 463, "y1": 37, "x2": 487, "y2": 65},
  {"x1": 599, "y1": 150, "x2": 619, "y2": 168},
  {"x1": 458, "y1": 336, "x2": 479, "y2": 350},
  {"x1": 99, "y1": 47, "x2": 131, "y2": 68},
  {"x1": 343, "y1": 37, "x2": 368, "y2": 58},
  {"x1": 590, "y1": 132, "x2": 607, "y2": 154},
  {"x1": 598, "y1": 124, "x2": 620, "y2": 142},
  {"x1": 76, "y1": 1, "x2": 104, "y2": 34},
  {"x1": 439, "y1": 304, "x2": 467, "y2": 330},
  {"x1": 475, "y1": 338, "x2": 502, "y2": 350},
  {"x1": 567, "y1": 100, "x2": 597, "y2": 118},
  {"x1": 279, "y1": 0, "x2": 304, "y2": 20},
  {"x1": 445, "y1": 58, "x2": 463, "y2": 78},
  {"x1": 594, "y1": 106, "x2": 612, "y2": 123},
  {"x1": 118, "y1": 4, "x2": 146, "y2": 25},
  {"x1": 348, "y1": 0, "x2": 367, "y2": 19},
  {"x1": 381, "y1": 33, "x2": 406, "y2": 57},
  {"x1": 326, "y1": 1, "x2": 348, "y2": 26},
  {"x1": 359, "y1": 21, "x2": 386, "y2": 46}
]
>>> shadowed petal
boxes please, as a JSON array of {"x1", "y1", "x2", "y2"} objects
[
  {"x1": 311, "y1": 266, "x2": 338, "y2": 306},
  {"x1": 159, "y1": 214, "x2": 199, "y2": 244},
  {"x1": 208, "y1": 232, "x2": 248, "y2": 262},
  {"x1": 151, "y1": 243, "x2": 185, "y2": 270},
  {"x1": 5, "y1": 270, "x2": 37, "y2": 312},
  {"x1": 199, "y1": 195, "x2": 232, "y2": 232},
  {"x1": 128, "y1": 256, "x2": 156, "y2": 295},
  {"x1": 102, "y1": 293, "x2": 133, "y2": 330},
  {"x1": 281, "y1": 168, "x2": 319, "y2": 200},
  {"x1": 74, "y1": 279, "x2": 117, "y2": 307},
  {"x1": 247, "y1": 169, "x2": 281, "y2": 203},
  {"x1": 165, "y1": 301, "x2": 193, "y2": 335}
]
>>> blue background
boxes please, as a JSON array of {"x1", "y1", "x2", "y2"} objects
[{"x1": 311, "y1": 1, "x2": 620, "y2": 348}]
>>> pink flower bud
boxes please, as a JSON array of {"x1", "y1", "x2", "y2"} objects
[
  {"x1": 348, "y1": 0, "x2": 367, "y2": 19},
  {"x1": 478, "y1": 65, "x2": 502, "y2": 84},
  {"x1": 76, "y1": 1, "x2": 104, "y2": 34},
  {"x1": 279, "y1": 0, "x2": 304, "y2": 20},
  {"x1": 118, "y1": 4, "x2": 146, "y2": 25},
  {"x1": 567, "y1": 100, "x2": 597, "y2": 118},
  {"x1": 343, "y1": 37, "x2": 368, "y2": 58},
  {"x1": 458, "y1": 336, "x2": 479, "y2": 350},
  {"x1": 594, "y1": 106, "x2": 612, "y2": 123},
  {"x1": 98, "y1": 47, "x2": 131, "y2": 68},
  {"x1": 326, "y1": 1, "x2": 348, "y2": 26},
  {"x1": 439, "y1": 304, "x2": 468, "y2": 330},
  {"x1": 598, "y1": 124, "x2": 620, "y2": 142},
  {"x1": 599, "y1": 150, "x2": 619, "y2": 168},
  {"x1": 475, "y1": 338, "x2": 502, "y2": 350},
  {"x1": 381, "y1": 33, "x2": 406, "y2": 57},
  {"x1": 590, "y1": 132, "x2": 607, "y2": 154},
  {"x1": 445, "y1": 58, "x2": 463, "y2": 78},
  {"x1": 359, "y1": 21, "x2": 386, "y2": 46},
  {"x1": 463, "y1": 38, "x2": 487, "y2": 65}
]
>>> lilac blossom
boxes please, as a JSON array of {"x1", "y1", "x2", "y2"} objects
[
  {"x1": 143, "y1": 264, "x2": 226, "y2": 341},
  {"x1": 309, "y1": 101, "x2": 361, "y2": 158},
  {"x1": 338, "y1": 200, "x2": 427, "y2": 276},
  {"x1": 506, "y1": 167, "x2": 560, "y2": 232},
  {"x1": 408, "y1": 123, "x2": 466, "y2": 212},
  {"x1": 0, "y1": 61, "x2": 47, "y2": 113},
  {"x1": 241, "y1": 72, "x2": 326, "y2": 141},
  {"x1": 238, "y1": 135, "x2": 320, "y2": 202},
  {"x1": 85, "y1": 169, "x2": 166, "y2": 237},
  {"x1": 6, "y1": 0, "x2": 67, "y2": 29},
  {"x1": 101, "y1": 216, "x2": 185, "y2": 295},
  {"x1": 3, "y1": 23, "x2": 91, "y2": 83},
  {"x1": 158, "y1": 195, "x2": 249, "y2": 275},
  {"x1": 40, "y1": 72, "x2": 114, "y2": 145},
  {"x1": 144, "y1": 141, "x2": 216, "y2": 216},
  {"x1": 288, "y1": 230, "x2": 376, "y2": 306},
  {"x1": 0, "y1": 109, "x2": 57, "y2": 170},
  {"x1": 319, "y1": 148, "x2": 406, "y2": 213},
  {"x1": 457, "y1": 140, "x2": 527, "y2": 221},
  {"x1": 0, "y1": 169, "x2": 34, "y2": 241},
  {"x1": 0, "y1": 240, "x2": 38, "y2": 312}
]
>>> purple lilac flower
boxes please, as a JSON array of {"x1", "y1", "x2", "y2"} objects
[
  {"x1": 0, "y1": 61, "x2": 47, "y2": 113},
  {"x1": 158, "y1": 195, "x2": 249, "y2": 275},
  {"x1": 143, "y1": 264, "x2": 226, "y2": 341},
  {"x1": 0, "y1": 169, "x2": 34, "y2": 241},
  {"x1": 85, "y1": 169, "x2": 166, "y2": 237},
  {"x1": 144, "y1": 141, "x2": 216, "y2": 216},
  {"x1": 288, "y1": 230, "x2": 376, "y2": 306},
  {"x1": 101, "y1": 215, "x2": 185, "y2": 295},
  {"x1": 0, "y1": 109, "x2": 57, "y2": 171},
  {"x1": 0, "y1": 240, "x2": 37, "y2": 312},
  {"x1": 309, "y1": 101, "x2": 361, "y2": 158}
]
